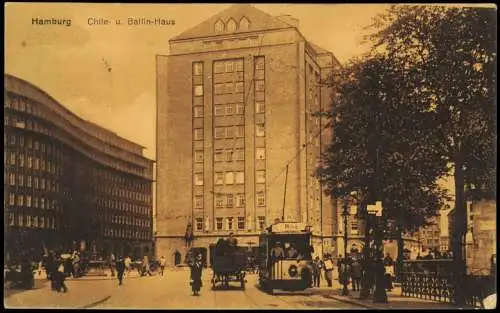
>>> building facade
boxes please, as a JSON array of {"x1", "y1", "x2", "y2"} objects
[
  {"x1": 155, "y1": 4, "x2": 354, "y2": 266},
  {"x1": 4, "y1": 74, "x2": 155, "y2": 262},
  {"x1": 418, "y1": 216, "x2": 441, "y2": 253}
]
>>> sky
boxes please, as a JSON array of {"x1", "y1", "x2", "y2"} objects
[{"x1": 5, "y1": 3, "x2": 459, "y2": 233}]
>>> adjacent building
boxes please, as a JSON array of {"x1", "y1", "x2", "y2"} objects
[
  {"x1": 156, "y1": 4, "x2": 347, "y2": 266},
  {"x1": 418, "y1": 215, "x2": 441, "y2": 253},
  {"x1": 4, "y1": 74, "x2": 155, "y2": 262}
]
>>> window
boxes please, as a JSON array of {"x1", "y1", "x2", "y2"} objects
[
  {"x1": 258, "y1": 216, "x2": 266, "y2": 230},
  {"x1": 194, "y1": 107, "x2": 204, "y2": 118},
  {"x1": 33, "y1": 216, "x2": 39, "y2": 228},
  {"x1": 214, "y1": 105, "x2": 225, "y2": 116},
  {"x1": 215, "y1": 172, "x2": 224, "y2": 185},
  {"x1": 19, "y1": 136, "x2": 24, "y2": 146},
  {"x1": 235, "y1": 82, "x2": 244, "y2": 93},
  {"x1": 256, "y1": 124, "x2": 265, "y2": 137},
  {"x1": 34, "y1": 158, "x2": 40, "y2": 169},
  {"x1": 224, "y1": 83, "x2": 234, "y2": 94},
  {"x1": 235, "y1": 172, "x2": 244, "y2": 184},
  {"x1": 33, "y1": 197, "x2": 38, "y2": 208},
  {"x1": 27, "y1": 156, "x2": 33, "y2": 168},
  {"x1": 227, "y1": 19, "x2": 237, "y2": 32},
  {"x1": 214, "y1": 150, "x2": 224, "y2": 162},
  {"x1": 226, "y1": 103, "x2": 234, "y2": 115},
  {"x1": 226, "y1": 194, "x2": 233, "y2": 207},
  {"x1": 256, "y1": 148, "x2": 266, "y2": 160},
  {"x1": 194, "y1": 173, "x2": 204, "y2": 186},
  {"x1": 9, "y1": 193, "x2": 15, "y2": 205},
  {"x1": 214, "y1": 83, "x2": 224, "y2": 94},
  {"x1": 225, "y1": 61, "x2": 234, "y2": 72},
  {"x1": 194, "y1": 151, "x2": 204, "y2": 163},
  {"x1": 18, "y1": 174, "x2": 24, "y2": 187},
  {"x1": 235, "y1": 59, "x2": 244, "y2": 72},
  {"x1": 9, "y1": 152, "x2": 16, "y2": 165},
  {"x1": 215, "y1": 127, "x2": 225, "y2": 139},
  {"x1": 10, "y1": 134, "x2": 16, "y2": 145},
  {"x1": 40, "y1": 198, "x2": 45, "y2": 209},
  {"x1": 256, "y1": 193, "x2": 266, "y2": 206},
  {"x1": 227, "y1": 217, "x2": 233, "y2": 230},
  {"x1": 236, "y1": 126, "x2": 244, "y2": 138},
  {"x1": 351, "y1": 221, "x2": 359, "y2": 235},
  {"x1": 255, "y1": 57, "x2": 265, "y2": 70},
  {"x1": 26, "y1": 215, "x2": 32, "y2": 227},
  {"x1": 195, "y1": 196, "x2": 203, "y2": 209},
  {"x1": 256, "y1": 170, "x2": 266, "y2": 183},
  {"x1": 9, "y1": 213, "x2": 14, "y2": 226},
  {"x1": 34, "y1": 141, "x2": 39, "y2": 150},
  {"x1": 17, "y1": 195, "x2": 24, "y2": 206},
  {"x1": 255, "y1": 80, "x2": 265, "y2": 92},
  {"x1": 195, "y1": 218, "x2": 203, "y2": 231},
  {"x1": 214, "y1": 62, "x2": 225, "y2": 74},
  {"x1": 239, "y1": 17, "x2": 250, "y2": 31},
  {"x1": 238, "y1": 217, "x2": 245, "y2": 230},
  {"x1": 216, "y1": 218, "x2": 223, "y2": 230},
  {"x1": 194, "y1": 128, "x2": 204, "y2": 140},
  {"x1": 236, "y1": 103, "x2": 245, "y2": 115},
  {"x1": 226, "y1": 150, "x2": 233, "y2": 162},
  {"x1": 256, "y1": 102, "x2": 265, "y2": 113},
  {"x1": 215, "y1": 195, "x2": 224, "y2": 208},
  {"x1": 225, "y1": 126, "x2": 234, "y2": 138},
  {"x1": 236, "y1": 194, "x2": 245, "y2": 207},
  {"x1": 193, "y1": 62, "x2": 203, "y2": 76},
  {"x1": 215, "y1": 20, "x2": 225, "y2": 33},
  {"x1": 225, "y1": 172, "x2": 234, "y2": 185},
  {"x1": 194, "y1": 85, "x2": 203, "y2": 96}
]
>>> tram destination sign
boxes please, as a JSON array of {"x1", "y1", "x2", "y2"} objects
[{"x1": 272, "y1": 222, "x2": 308, "y2": 233}]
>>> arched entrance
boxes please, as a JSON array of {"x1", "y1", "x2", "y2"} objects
[{"x1": 174, "y1": 250, "x2": 181, "y2": 266}]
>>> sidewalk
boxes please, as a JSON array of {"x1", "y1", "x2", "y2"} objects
[{"x1": 314, "y1": 280, "x2": 467, "y2": 309}]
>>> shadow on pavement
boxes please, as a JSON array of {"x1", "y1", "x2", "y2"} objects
[{"x1": 4, "y1": 279, "x2": 49, "y2": 299}]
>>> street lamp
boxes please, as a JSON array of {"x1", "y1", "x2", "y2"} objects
[{"x1": 341, "y1": 193, "x2": 349, "y2": 296}]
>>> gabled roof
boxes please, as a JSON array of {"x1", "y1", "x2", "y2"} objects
[{"x1": 170, "y1": 4, "x2": 294, "y2": 42}]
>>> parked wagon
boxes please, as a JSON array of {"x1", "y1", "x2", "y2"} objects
[{"x1": 210, "y1": 245, "x2": 247, "y2": 290}]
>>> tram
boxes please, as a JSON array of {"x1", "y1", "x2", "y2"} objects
[{"x1": 257, "y1": 221, "x2": 314, "y2": 293}]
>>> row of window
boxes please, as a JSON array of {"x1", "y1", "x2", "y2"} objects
[
  {"x1": 213, "y1": 103, "x2": 245, "y2": 115},
  {"x1": 5, "y1": 134, "x2": 61, "y2": 157},
  {"x1": 194, "y1": 215, "x2": 266, "y2": 232},
  {"x1": 7, "y1": 193, "x2": 60, "y2": 211},
  {"x1": 95, "y1": 184, "x2": 151, "y2": 204},
  {"x1": 213, "y1": 59, "x2": 245, "y2": 74},
  {"x1": 6, "y1": 173, "x2": 61, "y2": 192},
  {"x1": 110, "y1": 215, "x2": 150, "y2": 227},
  {"x1": 194, "y1": 170, "x2": 266, "y2": 186},
  {"x1": 214, "y1": 17, "x2": 250, "y2": 33},
  {"x1": 8, "y1": 213, "x2": 57, "y2": 229},
  {"x1": 104, "y1": 227, "x2": 150, "y2": 240},
  {"x1": 97, "y1": 198, "x2": 150, "y2": 215},
  {"x1": 5, "y1": 152, "x2": 61, "y2": 174},
  {"x1": 214, "y1": 148, "x2": 245, "y2": 162},
  {"x1": 214, "y1": 82, "x2": 245, "y2": 95},
  {"x1": 193, "y1": 124, "x2": 265, "y2": 141}
]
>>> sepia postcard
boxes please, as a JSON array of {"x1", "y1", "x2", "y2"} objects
[{"x1": 4, "y1": 2, "x2": 496, "y2": 309}]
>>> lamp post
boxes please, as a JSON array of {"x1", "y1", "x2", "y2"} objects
[{"x1": 341, "y1": 194, "x2": 349, "y2": 296}]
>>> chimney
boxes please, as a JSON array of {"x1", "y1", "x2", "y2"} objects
[{"x1": 277, "y1": 14, "x2": 299, "y2": 28}]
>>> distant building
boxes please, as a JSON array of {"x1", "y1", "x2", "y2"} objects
[
  {"x1": 4, "y1": 74, "x2": 155, "y2": 262},
  {"x1": 155, "y1": 4, "x2": 347, "y2": 266},
  {"x1": 418, "y1": 216, "x2": 441, "y2": 253},
  {"x1": 440, "y1": 236, "x2": 449, "y2": 253}
]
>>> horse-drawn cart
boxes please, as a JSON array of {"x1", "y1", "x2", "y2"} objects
[{"x1": 211, "y1": 246, "x2": 247, "y2": 290}]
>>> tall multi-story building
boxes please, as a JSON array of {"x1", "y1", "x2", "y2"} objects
[
  {"x1": 4, "y1": 74, "x2": 155, "y2": 262},
  {"x1": 156, "y1": 4, "x2": 349, "y2": 265}
]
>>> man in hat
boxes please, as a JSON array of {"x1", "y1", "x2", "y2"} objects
[
  {"x1": 270, "y1": 241, "x2": 285, "y2": 260},
  {"x1": 189, "y1": 253, "x2": 203, "y2": 296}
]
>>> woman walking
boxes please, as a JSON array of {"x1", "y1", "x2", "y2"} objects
[{"x1": 189, "y1": 253, "x2": 203, "y2": 296}]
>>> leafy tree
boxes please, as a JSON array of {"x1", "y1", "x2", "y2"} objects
[{"x1": 366, "y1": 6, "x2": 496, "y2": 294}]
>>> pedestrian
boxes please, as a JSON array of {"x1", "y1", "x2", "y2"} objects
[
  {"x1": 323, "y1": 254, "x2": 334, "y2": 287},
  {"x1": 124, "y1": 255, "x2": 132, "y2": 276},
  {"x1": 52, "y1": 258, "x2": 68, "y2": 293},
  {"x1": 116, "y1": 257, "x2": 125, "y2": 286},
  {"x1": 312, "y1": 256, "x2": 323, "y2": 288},
  {"x1": 339, "y1": 257, "x2": 351, "y2": 290},
  {"x1": 189, "y1": 253, "x2": 203, "y2": 296},
  {"x1": 72, "y1": 252, "x2": 81, "y2": 278},
  {"x1": 159, "y1": 256, "x2": 166, "y2": 276},
  {"x1": 143, "y1": 255, "x2": 153, "y2": 276},
  {"x1": 351, "y1": 258, "x2": 362, "y2": 292}
]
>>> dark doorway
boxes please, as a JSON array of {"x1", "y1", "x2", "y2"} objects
[{"x1": 174, "y1": 251, "x2": 181, "y2": 266}]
